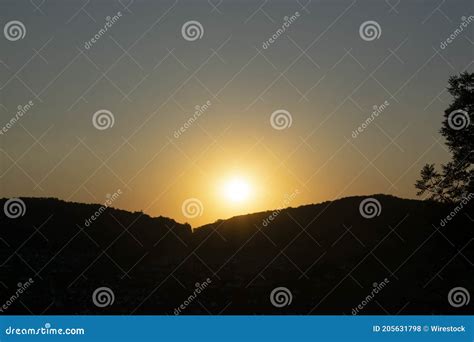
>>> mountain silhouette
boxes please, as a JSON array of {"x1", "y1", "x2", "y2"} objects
[{"x1": 0, "y1": 195, "x2": 472, "y2": 314}]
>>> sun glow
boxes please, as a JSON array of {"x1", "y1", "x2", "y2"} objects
[{"x1": 222, "y1": 177, "x2": 252, "y2": 203}]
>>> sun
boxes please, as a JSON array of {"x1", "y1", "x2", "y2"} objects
[{"x1": 222, "y1": 177, "x2": 252, "y2": 203}]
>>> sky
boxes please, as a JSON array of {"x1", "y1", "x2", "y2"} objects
[{"x1": 0, "y1": 0, "x2": 473, "y2": 226}]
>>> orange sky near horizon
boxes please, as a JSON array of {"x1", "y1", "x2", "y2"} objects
[{"x1": 1, "y1": 0, "x2": 470, "y2": 226}]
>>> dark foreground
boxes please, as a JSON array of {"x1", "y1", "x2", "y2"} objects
[{"x1": 0, "y1": 195, "x2": 472, "y2": 314}]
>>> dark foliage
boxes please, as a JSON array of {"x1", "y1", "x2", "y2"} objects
[{"x1": 416, "y1": 72, "x2": 473, "y2": 202}]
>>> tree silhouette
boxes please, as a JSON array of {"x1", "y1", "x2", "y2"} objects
[{"x1": 415, "y1": 72, "x2": 473, "y2": 202}]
